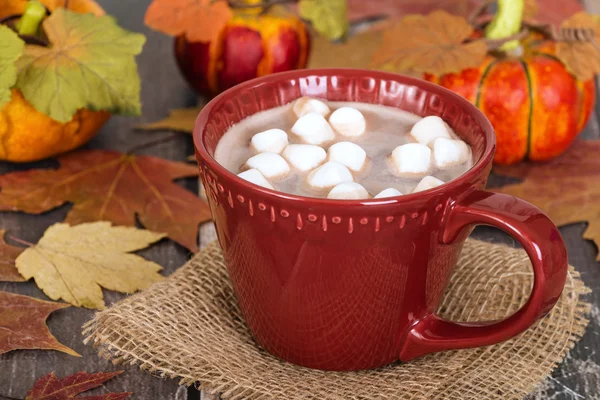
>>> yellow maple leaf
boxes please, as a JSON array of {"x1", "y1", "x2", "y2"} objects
[
  {"x1": 299, "y1": 0, "x2": 349, "y2": 41},
  {"x1": 371, "y1": 10, "x2": 487, "y2": 76},
  {"x1": 136, "y1": 107, "x2": 203, "y2": 134},
  {"x1": 556, "y1": 12, "x2": 600, "y2": 81},
  {"x1": 16, "y1": 222, "x2": 166, "y2": 310}
]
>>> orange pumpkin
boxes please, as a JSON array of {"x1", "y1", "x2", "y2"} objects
[
  {"x1": 426, "y1": 34, "x2": 596, "y2": 165},
  {"x1": 174, "y1": 8, "x2": 310, "y2": 96},
  {"x1": 0, "y1": 0, "x2": 110, "y2": 163}
]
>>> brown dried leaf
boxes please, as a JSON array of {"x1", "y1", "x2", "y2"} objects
[
  {"x1": 144, "y1": 0, "x2": 233, "y2": 43},
  {"x1": 494, "y1": 140, "x2": 600, "y2": 261},
  {"x1": 308, "y1": 23, "x2": 387, "y2": 69},
  {"x1": 524, "y1": 0, "x2": 539, "y2": 20},
  {"x1": 371, "y1": 11, "x2": 487, "y2": 76},
  {"x1": 136, "y1": 107, "x2": 203, "y2": 134},
  {"x1": 0, "y1": 150, "x2": 211, "y2": 252},
  {"x1": 26, "y1": 370, "x2": 130, "y2": 399},
  {"x1": 0, "y1": 291, "x2": 79, "y2": 356},
  {"x1": 556, "y1": 12, "x2": 600, "y2": 81},
  {"x1": 0, "y1": 229, "x2": 25, "y2": 282}
]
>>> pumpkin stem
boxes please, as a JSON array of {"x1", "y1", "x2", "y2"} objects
[
  {"x1": 485, "y1": 0, "x2": 524, "y2": 51},
  {"x1": 16, "y1": 0, "x2": 46, "y2": 36}
]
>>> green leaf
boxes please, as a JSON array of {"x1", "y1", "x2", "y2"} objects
[
  {"x1": 0, "y1": 26, "x2": 25, "y2": 108},
  {"x1": 299, "y1": 0, "x2": 349, "y2": 41},
  {"x1": 15, "y1": 9, "x2": 146, "y2": 123}
]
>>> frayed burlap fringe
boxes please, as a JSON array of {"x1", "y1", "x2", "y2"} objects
[{"x1": 83, "y1": 240, "x2": 591, "y2": 400}]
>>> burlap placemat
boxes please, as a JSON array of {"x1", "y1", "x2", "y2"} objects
[{"x1": 83, "y1": 239, "x2": 591, "y2": 400}]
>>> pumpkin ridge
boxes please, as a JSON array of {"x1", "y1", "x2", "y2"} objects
[
  {"x1": 475, "y1": 60, "x2": 498, "y2": 108},
  {"x1": 519, "y1": 60, "x2": 534, "y2": 159}
]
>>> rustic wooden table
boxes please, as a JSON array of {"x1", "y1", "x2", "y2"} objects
[{"x1": 1, "y1": 0, "x2": 599, "y2": 399}]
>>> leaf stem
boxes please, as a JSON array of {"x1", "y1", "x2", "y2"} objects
[
  {"x1": 485, "y1": 28, "x2": 529, "y2": 51},
  {"x1": 227, "y1": 0, "x2": 296, "y2": 9},
  {"x1": 485, "y1": 0, "x2": 524, "y2": 51},
  {"x1": 468, "y1": 0, "x2": 493, "y2": 24},
  {"x1": 17, "y1": 0, "x2": 47, "y2": 36},
  {"x1": 126, "y1": 133, "x2": 182, "y2": 155},
  {"x1": 7, "y1": 236, "x2": 35, "y2": 248}
]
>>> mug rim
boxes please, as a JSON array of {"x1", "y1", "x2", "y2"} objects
[{"x1": 193, "y1": 68, "x2": 495, "y2": 206}]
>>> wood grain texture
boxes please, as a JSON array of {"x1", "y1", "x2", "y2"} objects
[{"x1": 0, "y1": 0, "x2": 198, "y2": 398}]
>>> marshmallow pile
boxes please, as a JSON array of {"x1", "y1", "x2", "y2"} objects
[
  {"x1": 236, "y1": 97, "x2": 471, "y2": 199},
  {"x1": 390, "y1": 116, "x2": 471, "y2": 177}
]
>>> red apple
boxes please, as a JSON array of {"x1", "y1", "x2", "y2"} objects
[{"x1": 174, "y1": 11, "x2": 310, "y2": 96}]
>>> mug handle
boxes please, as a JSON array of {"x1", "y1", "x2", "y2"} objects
[{"x1": 398, "y1": 190, "x2": 569, "y2": 361}]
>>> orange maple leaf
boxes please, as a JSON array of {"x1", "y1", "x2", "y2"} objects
[{"x1": 145, "y1": 0, "x2": 233, "y2": 43}]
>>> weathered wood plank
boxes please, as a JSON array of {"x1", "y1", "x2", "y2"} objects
[{"x1": 0, "y1": 0, "x2": 197, "y2": 398}]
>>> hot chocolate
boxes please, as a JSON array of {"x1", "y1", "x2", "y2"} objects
[{"x1": 214, "y1": 97, "x2": 473, "y2": 199}]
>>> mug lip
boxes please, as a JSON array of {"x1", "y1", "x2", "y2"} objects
[{"x1": 194, "y1": 68, "x2": 495, "y2": 206}]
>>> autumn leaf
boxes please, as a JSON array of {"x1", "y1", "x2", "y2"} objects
[
  {"x1": 0, "y1": 230, "x2": 25, "y2": 282},
  {"x1": 524, "y1": 0, "x2": 539, "y2": 20},
  {"x1": 344, "y1": 0, "x2": 479, "y2": 23},
  {"x1": 145, "y1": 0, "x2": 233, "y2": 43},
  {"x1": 299, "y1": 0, "x2": 349, "y2": 41},
  {"x1": 137, "y1": 107, "x2": 203, "y2": 134},
  {"x1": 494, "y1": 140, "x2": 600, "y2": 261},
  {"x1": 0, "y1": 25, "x2": 24, "y2": 108},
  {"x1": 14, "y1": 8, "x2": 146, "y2": 123},
  {"x1": 0, "y1": 291, "x2": 78, "y2": 356},
  {"x1": 555, "y1": 12, "x2": 600, "y2": 81},
  {"x1": 308, "y1": 23, "x2": 386, "y2": 69},
  {"x1": 0, "y1": 149, "x2": 210, "y2": 252},
  {"x1": 16, "y1": 222, "x2": 165, "y2": 310},
  {"x1": 371, "y1": 10, "x2": 488, "y2": 76},
  {"x1": 26, "y1": 370, "x2": 131, "y2": 400}
]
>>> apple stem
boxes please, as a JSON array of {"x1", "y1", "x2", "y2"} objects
[
  {"x1": 485, "y1": 0, "x2": 524, "y2": 51},
  {"x1": 17, "y1": 0, "x2": 46, "y2": 36}
]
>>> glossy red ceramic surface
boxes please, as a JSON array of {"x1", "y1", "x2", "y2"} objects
[{"x1": 193, "y1": 69, "x2": 568, "y2": 371}]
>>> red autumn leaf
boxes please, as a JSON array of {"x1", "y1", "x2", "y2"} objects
[
  {"x1": 0, "y1": 150, "x2": 210, "y2": 252},
  {"x1": 0, "y1": 229, "x2": 25, "y2": 282},
  {"x1": 144, "y1": 0, "x2": 233, "y2": 43},
  {"x1": 26, "y1": 370, "x2": 131, "y2": 400},
  {"x1": 494, "y1": 140, "x2": 600, "y2": 261},
  {"x1": 0, "y1": 291, "x2": 79, "y2": 356}
]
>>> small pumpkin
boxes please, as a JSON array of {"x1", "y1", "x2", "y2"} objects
[
  {"x1": 426, "y1": 32, "x2": 596, "y2": 165},
  {"x1": 174, "y1": 6, "x2": 310, "y2": 96},
  {"x1": 0, "y1": 0, "x2": 110, "y2": 163}
]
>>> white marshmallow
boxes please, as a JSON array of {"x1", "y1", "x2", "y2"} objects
[
  {"x1": 293, "y1": 97, "x2": 331, "y2": 118},
  {"x1": 327, "y1": 142, "x2": 367, "y2": 172},
  {"x1": 431, "y1": 137, "x2": 471, "y2": 168},
  {"x1": 390, "y1": 143, "x2": 431, "y2": 176},
  {"x1": 282, "y1": 144, "x2": 326, "y2": 172},
  {"x1": 374, "y1": 188, "x2": 402, "y2": 198},
  {"x1": 250, "y1": 129, "x2": 288, "y2": 154},
  {"x1": 328, "y1": 107, "x2": 366, "y2": 137},
  {"x1": 307, "y1": 161, "x2": 353, "y2": 189},
  {"x1": 237, "y1": 169, "x2": 274, "y2": 190},
  {"x1": 410, "y1": 116, "x2": 452, "y2": 145},
  {"x1": 245, "y1": 152, "x2": 290, "y2": 180},
  {"x1": 291, "y1": 112, "x2": 335, "y2": 145},
  {"x1": 327, "y1": 182, "x2": 370, "y2": 200},
  {"x1": 413, "y1": 176, "x2": 445, "y2": 193}
]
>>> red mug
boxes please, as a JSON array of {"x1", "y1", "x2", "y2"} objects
[{"x1": 193, "y1": 69, "x2": 568, "y2": 371}]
